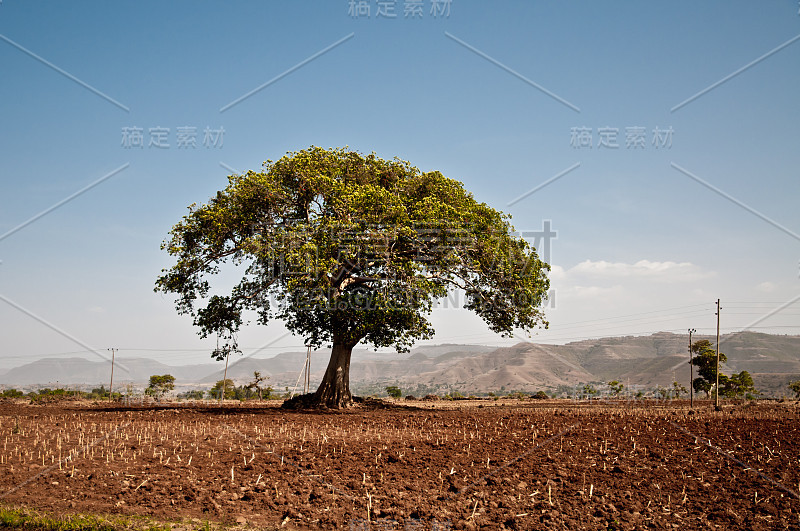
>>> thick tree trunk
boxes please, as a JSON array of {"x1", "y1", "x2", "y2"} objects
[{"x1": 313, "y1": 342, "x2": 354, "y2": 408}]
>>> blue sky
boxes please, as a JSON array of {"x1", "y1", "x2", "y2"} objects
[{"x1": 1, "y1": 1, "x2": 799, "y2": 371}]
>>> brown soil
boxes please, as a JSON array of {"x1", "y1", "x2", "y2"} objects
[{"x1": 0, "y1": 399, "x2": 798, "y2": 529}]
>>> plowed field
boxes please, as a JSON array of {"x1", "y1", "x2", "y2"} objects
[{"x1": 0, "y1": 399, "x2": 798, "y2": 529}]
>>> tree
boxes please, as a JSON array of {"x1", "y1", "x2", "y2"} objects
[
  {"x1": 671, "y1": 381, "x2": 687, "y2": 399},
  {"x1": 721, "y1": 371, "x2": 757, "y2": 399},
  {"x1": 178, "y1": 390, "x2": 205, "y2": 400},
  {"x1": 145, "y1": 374, "x2": 175, "y2": 399},
  {"x1": 582, "y1": 384, "x2": 598, "y2": 399},
  {"x1": 385, "y1": 386, "x2": 402, "y2": 398},
  {"x1": 690, "y1": 340, "x2": 727, "y2": 398},
  {"x1": 209, "y1": 379, "x2": 236, "y2": 400},
  {"x1": 247, "y1": 371, "x2": 271, "y2": 400},
  {"x1": 155, "y1": 147, "x2": 550, "y2": 408},
  {"x1": 90, "y1": 385, "x2": 109, "y2": 399},
  {"x1": 789, "y1": 380, "x2": 800, "y2": 400},
  {"x1": 608, "y1": 380, "x2": 623, "y2": 397}
]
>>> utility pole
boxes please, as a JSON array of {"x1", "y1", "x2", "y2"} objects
[
  {"x1": 715, "y1": 299, "x2": 721, "y2": 411},
  {"x1": 107, "y1": 348, "x2": 117, "y2": 400},
  {"x1": 220, "y1": 351, "x2": 230, "y2": 404},
  {"x1": 688, "y1": 329, "x2": 696, "y2": 409},
  {"x1": 304, "y1": 346, "x2": 311, "y2": 394}
]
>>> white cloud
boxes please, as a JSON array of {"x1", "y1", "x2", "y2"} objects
[
  {"x1": 756, "y1": 281, "x2": 777, "y2": 293},
  {"x1": 566, "y1": 259, "x2": 713, "y2": 282},
  {"x1": 560, "y1": 284, "x2": 624, "y2": 300}
]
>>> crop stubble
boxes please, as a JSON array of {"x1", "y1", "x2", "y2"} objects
[{"x1": 0, "y1": 400, "x2": 797, "y2": 529}]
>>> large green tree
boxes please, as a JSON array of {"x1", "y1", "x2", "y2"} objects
[{"x1": 155, "y1": 147, "x2": 550, "y2": 408}]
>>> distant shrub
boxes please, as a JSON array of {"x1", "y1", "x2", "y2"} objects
[
  {"x1": 385, "y1": 386, "x2": 402, "y2": 398},
  {"x1": 178, "y1": 390, "x2": 205, "y2": 400},
  {"x1": 532, "y1": 391, "x2": 549, "y2": 400},
  {"x1": 422, "y1": 394, "x2": 439, "y2": 401},
  {"x1": 405, "y1": 395, "x2": 417, "y2": 401},
  {"x1": 1, "y1": 389, "x2": 24, "y2": 399}
]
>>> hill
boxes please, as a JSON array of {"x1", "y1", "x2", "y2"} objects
[{"x1": 1, "y1": 332, "x2": 797, "y2": 397}]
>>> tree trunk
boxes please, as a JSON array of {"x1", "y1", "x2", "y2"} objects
[{"x1": 313, "y1": 342, "x2": 354, "y2": 408}]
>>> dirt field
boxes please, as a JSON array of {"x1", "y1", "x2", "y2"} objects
[{"x1": 0, "y1": 398, "x2": 798, "y2": 530}]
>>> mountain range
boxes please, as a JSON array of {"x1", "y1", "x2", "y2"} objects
[{"x1": 1, "y1": 332, "x2": 798, "y2": 397}]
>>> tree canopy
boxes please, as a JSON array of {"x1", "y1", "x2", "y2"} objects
[
  {"x1": 145, "y1": 374, "x2": 175, "y2": 399},
  {"x1": 789, "y1": 380, "x2": 800, "y2": 400},
  {"x1": 690, "y1": 340, "x2": 757, "y2": 399},
  {"x1": 690, "y1": 340, "x2": 725, "y2": 397},
  {"x1": 155, "y1": 147, "x2": 550, "y2": 407}
]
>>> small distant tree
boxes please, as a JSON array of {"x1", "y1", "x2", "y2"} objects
[
  {"x1": 789, "y1": 380, "x2": 800, "y2": 400},
  {"x1": 89, "y1": 385, "x2": 109, "y2": 399},
  {"x1": 385, "y1": 386, "x2": 402, "y2": 398},
  {"x1": 145, "y1": 375, "x2": 175, "y2": 400},
  {"x1": 672, "y1": 381, "x2": 687, "y2": 399},
  {"x1": 532, "y1": 390, "x2": 549, "y2": 400},
  {"x1": 209, "y1": 379, "x2": 236, "y2": 400},
  {"x1": 178, "y1": 390, "x2": 205, "y2": 400},
  {"x1": 690, "y1": 340, "x2": 727, "y2": 398},
  {"x1": 582, "y1": 383, "x2": 598, "y2": 399},
  {"x1": 247, "y1": 371, "x2": 271, "y2": 400},
  {"x1": 608, "y1": 380, "x2": 624, "y2": 397},
  {"x1": 721, "y1": 371, "x2": 757, "y2": 399}
]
